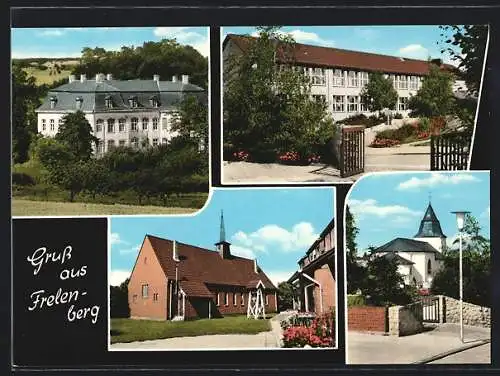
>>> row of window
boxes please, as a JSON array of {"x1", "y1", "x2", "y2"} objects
[
  {"x1": 96, "y1": 137, "x2": 168, "y2": 153},
  {"x1": 104, "y1": 96, "x2": 160, "y2": 109},
  {"x1": 332, "y1": 95, "x2": 409, "y2": 113},
  {"x1": 95, "y1": 117, "x2": 162, "y2": 133},
  {"x1": 41, "y1": 118, "x2": 63, "y2": 131},
  {"x1": 134, "y1": 285, "x2": 271, "y2": 306}
]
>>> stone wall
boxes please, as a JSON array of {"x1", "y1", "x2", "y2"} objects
[
  {"x1": 442, "y1": 295, "x2": 491, "y2": 328},
  {"x1": 348, "y1": 306, "x2": 387, "y2": 332},
  {"x1": 389, "y1": 303, "x2": 424, "y2": 336}
]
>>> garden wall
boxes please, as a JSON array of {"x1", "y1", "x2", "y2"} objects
[
  {"x1": 441, "y1": 295, "x2": 491, "y2": 328},
  {"x1": 388, "y1": 303, "x2": 424, "y2": 336},
  {"x1": 348, "y1": 306, "x2": 387, "y2": 332}
]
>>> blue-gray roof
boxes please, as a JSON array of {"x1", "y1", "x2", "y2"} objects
[
  {"x1": 36, "y1": 78, "x2": 205, "y2": 113},
  {"x1": 414, "y1": 203, "x2": 446, "y2": 238}
]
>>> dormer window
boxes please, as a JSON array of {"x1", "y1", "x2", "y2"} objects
[
  {"x1": 128, "y1": 96, "x2": 138, "y2": 108},
  {"x1": 149, "y1": 96, "x2": 159, "y2": 108},
  {"x1": 75, "y1": 97, "x2": 83, "y2": 110},
  {"x1": 105, "y1": 95, "x2": 113, "y2": 109},
  {"x1": 49, "y1": 96, "x2": 57, "y2": 109}
]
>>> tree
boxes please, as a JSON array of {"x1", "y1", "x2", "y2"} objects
[
  {"x1": 171, "y1": 94, "x2": 208, "y2": 155},
  {"x1": 360, "y1": 72, "x2": 398, "y2": 116},
  {"x1": 12, "y1": 64, "x2": 41, "y2": 163},
  {"x1": 432, "y1": 214, "x2": 490, "y2": 306},
  {"x1": 55, "y1": 111, "x2": 99, "y2": 160},
  {"x1": 439, "y1": 25, "x2": 488, "y2": 95},
  {"x1": 408, "y1": 64, "x2": 454, "y2": 118},
  {"x1": 110, "y1": 278, "x2": 130, "y2": 318},
  {"x1": 345, "y1": 206, "x2": 367, "y2": 294},
  {"x1": 277, "y1": 281, "x2": 296, "y2": 312},
  {"x1": 224, "y1": 26, "x2": 334, "y2": 162}
]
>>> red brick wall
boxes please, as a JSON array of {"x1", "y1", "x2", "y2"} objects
[
  {"x1": 313, "y1": 265, "x2": 336, "y2": 313},
  {"x1": 348, "y1": 306, "x2": 387, "y2": 332},
  {"x1": 128, "y1": 238, "x2": 168, "y2": 320},
  {"x1": 211, "y1": 289, "x2": 277, "y2": 316}
]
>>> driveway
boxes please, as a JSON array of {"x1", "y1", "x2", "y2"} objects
[{"x1": 347, "y1": 323, "x2": 490, "y2": 364}]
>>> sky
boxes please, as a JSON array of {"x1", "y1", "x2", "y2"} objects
[
  {"x1": 346, "y1": 171, "x2": 490, "y2": 254},
  {"x1": 11, "y1": 27, "x2": 209, "y2": 58},
  {"x1": 222, "y1": 25, "x2": 467, "y2": 65},
  {"x1": 110, "y1": 187, "x2": 335, "y2": 286}
]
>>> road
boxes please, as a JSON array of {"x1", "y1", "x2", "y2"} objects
[{"x1": 429, "y1": 343, "x2": 491, "y2": 364}]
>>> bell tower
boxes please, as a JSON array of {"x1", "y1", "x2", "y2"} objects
[
  {"x1": 413, "y1": 199, "x2": 447, "y2": 252},
  {"x1": 215, "y1": 210, "x2": 231, "y2": 259}
]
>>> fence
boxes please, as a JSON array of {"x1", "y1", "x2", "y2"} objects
[
  {"x1": 340, "y1": 126, "x2": 365, "y2": 178},
  {"x1": 430, "y1": 131, "x2": 472, "y2": 170},
  {"x1": 421, "y1": 295, "x2": 440, "y2": 323}
]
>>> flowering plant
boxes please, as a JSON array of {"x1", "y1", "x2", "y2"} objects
[
  {"x1": 307, "y1": 154, "x2": 321, "y2": 164},
  {"x1": 282, "y1": 312, "x2": 335, "y2": 348},
  {"x1": 417, "y1": 131, "x2": 430, "y2": 140},
  {"x1": 232, "y1": 150, "x2": 250, "y2": 162},
  {"x1": 370, "y1": 138, "x2": 401, "y2": 148},
  {"x1": 278, "y1": 151, "x2": 301, "y2": 164}
]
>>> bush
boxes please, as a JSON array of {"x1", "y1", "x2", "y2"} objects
[
  {"x1": 370, "y1": 138, "x2": 401, "y2": 148},
  {"x1": 282, "y1": 311, "x2": 335, "y2": 348},
  {"x1": 419, "y1": 117, "x2": 430, "y2": 132},
  {"x1": 12, "y1": 172, "x2": 36, "y2": 186},
  {"x1": 338, "y1": 114, "x2": 383, "y2": 128},
  {"x1": 393, "y1": 112, "x2": 404, "y2": 119},
  {"x1": 347, "y1": 294, "x2": 366, "y2": 307}
]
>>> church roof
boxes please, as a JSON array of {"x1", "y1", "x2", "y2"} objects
[
  {"x1": 382, "y1": 252, "x2": 414, "y2": 266},
  {"x1": 372, "y1": 237, "x2": 443, "y2": 260},
  {"x1": 414, "y1": 203, "x2": 446, "y2": 238},
  {"x1": 145, "y1": 235, "x2": 276, "y2": 292}
]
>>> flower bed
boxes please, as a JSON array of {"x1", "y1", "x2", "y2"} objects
[
  {"x1": 281, "y1": 311, "x2": 335, "y2": 348},
  {"x1": 370, "y1": 138, "x2": 401, "y2": 148},
  {"x1": 369, "y1": 117, "x2": 442, "y2": 148}
]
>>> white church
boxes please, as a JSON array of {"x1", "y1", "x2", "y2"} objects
[{"x1": 369, "y1": 202, "x2": 447, "y2": 290}]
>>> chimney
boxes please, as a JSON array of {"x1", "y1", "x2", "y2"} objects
[
  {"x1": 172, "y1": 75, "x2": 178, "y2": 83},
  {"x1": 75, "y1": 97, "x2": 83, "y2": 110},
  {"x1": 254, "y1": 259, "x2": 259, "y2": 274},
  {"x1": 181, "y1": 74, "x2": 189, "y2": 84},
  {"x1": 80, "y1": 74, "x2": 86, "y2": 83},
  {"x1": 172, "y1": 240, "x2": 179, "y2": 262},
  {"x1": 49, "y1": 96, "x2": 57, "y2": 109},
  {"x1": 106, "y1": 73, "x2": 113, "y2": 81},
  {"x1": 215, "y1": 210, "x2": 231, "y2": 259},
  {"x1": 95, "y1": 73, "x2": 104, "y2": 83},
  {"x1": 68, "y1": 75, "x2": 76, "y2": 83},
  {"x1": 153, "y1": 74, "x2": 160, "y2": 82}
]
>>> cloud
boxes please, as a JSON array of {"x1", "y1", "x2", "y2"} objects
[
  {"x1": 251, "y1": 29, "x2": 335, "y2": 47},
  {"x1": 110, "y1": 233, "x2": 128, "y2": 246},
  {"x1": 398, "y1": 44, "x2": 429, "y2": 59},
  {"x1": 397, "y1": 173, "x2": 480, "y2": 191},
  {"x1": 109, "y1": 270, "x2": 130, "y2": 286},
  {"x1": 266, "y1": 270, "x2": 296, "y2": 287},
  {"x1": 348, "y1": 198, "x2": 421, "y2": 221},
  {"x1": 118, "y1": 244, "x2": 141, "y2": 256},
  {"x1": 481, "y1": 205, "x2": 490, "y2": 219},
  {"x1": 230, "y1": 245, "x2": 256, "y2": 260},
  {"x1": 153, "y1": 27, "x2": 209, "y2": 57},
  {"x1": 11, "y1": 50, "x2": 81, "y2": 59},
  {"x1": 231, "y1": 222, "x2": 318, "y2": 254},
  {"x1": 389, "y1": 215, "x2": 416, "y2": 228},
  {"x1": 36, "y1": 29, "x2": 65, "y2": 37}
]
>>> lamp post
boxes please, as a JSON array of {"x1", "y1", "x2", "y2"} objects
[
  {"x1": 451, "y1": 210, "x2": 470, "y2": 343},
  {"x1": 175, "y1": 260, "x2": 179, "y2": 316}
]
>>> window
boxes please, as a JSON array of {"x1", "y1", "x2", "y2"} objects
[
  {"x1": 398, "y1": 75, "x2": 408, "y2": 90},
  {"x1": 265, "y1": 294, "x2": 269, "y2": 306},
  {"x1": 162, "y1": 138, "x2": 168, "y2": 144},
  {"x1": 153, "y1": 293, "x2": 159, "y2": 302},
  {"x1": 118, "y1": 118, "x2": 126, "y2": 132},
  {"x1": 347, "y1": 96, "x2": 359, "y2": 113},
  {"x1": 312, "y1": 95, "x2": 326, "y2": 104},
  {"x1": 131, "y1": 118, "x2": 138, "y2": 131},
  {"x1": 311, "y1": 67, "x2": 326, "y2": 85},
  {"x1": 132, "y1": 294, "x2": 137, "y2": 303},
  {"x1": 142, "y1": 284, "x2": 149, "y2": 298},
  {"x1": 333, "y1": 69, "x2": 345, "y2": 87},
  {"x1": 216, "y1": 293, "x2": 220, "y2": 306},
  {"x1": 360, "y1": 72, "x2": 369, "y2": 87},
  {"x1": 128, "y1": 96, "x2": 138, "y2": 108},
  {"x1": 233, "y1": 293, "x2": 237, "y2": 306},
  {"x1": 105, "y1": 96, "x2": 113, "y2": 109},
  {"x1": 107, "y1": 140, "x2": 115, "y2": 151},
  {"x1": 50, "y1": 119, "x2": 55, "y2": 131},
  {"x1": 97, "y1": 141, "x2": 104, "y2": 155},
  {"x1": 409, "y1": 76, "x2": 418, "y2": 90},
  {"x1": 241, "y1": 293, "x2": 245, "y2": 306},
  {"x1": 348, "y1": 71, "x2": 359, "y2": 87},
  {"x1": 119, "y1": 140, "x2": 126, "y2": 147},
  {"x1": 360, "y1": 97, "x2": 369, "y2": 112},
  {"x1": 427, "y1": 259, "x2": 432, "y2": 275},
  {"x1": 107, "y1": 119, "x2": 115, "y2": 133},
  {"x1": 131, "y1": 137, "x2": 139, "y2": 149},
  {"x1": 398, "y1": 97, "x2": 408, "y2": 111},
  {"x1": 152, "y1": 118, "x2": 159, "y2": 130},
  {"x1": 224, "y1": 292, "x2": 229, "y2": 306},
  {"x1": 152, "y1": 138, "x2": 158, "y2": 147},
  {"x1": 41, "y1": 119, "x2": 46, "y2": 131},
  {"x1": 333, "y1": 95, "x2": 345, "y2": 112},
  {"x1": 96, "y1": 119, "x2": 103, "y2": 132}
]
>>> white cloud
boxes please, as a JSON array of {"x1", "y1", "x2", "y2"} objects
[
  {"x1": 251, "y1": 29, "x2": 335, "y2": 47},
  {"x1": 266, "y1": 270, "x2": 296, "y2": 287},
  {"x1": 398, "y1": 44, "x2": 429, "y2": 59},
  {"x1": 109, "y1": 270, "x2": 130, "y2": 286},
  {"x1": 118, "y1": 244, "x2": 141, "y2": 256},
  {"x1": 110, "y1": 233, "x2": 128, "y2": 246},
  {"x1": 231, "y1": 222, "x2": 318, "y2": 254},
  {"x1": 37, "y1": 29, "x2": 65, "y2": 37},
  {"x1": 397, "y1": 173, "x2": 480, "y2": 191},
  {"x1": 189, "y1": 40, "x2": 210, "y2": 58},
  {"x1": 230, "y1": 245, "x2": 256, "y2": 260},
  {"x1": 481, "y1": 205, "x2": 490, "y2": 219},
  {"x1": 153, "y1": 27, "x2": 208, "y2": 57},
  {"x1": 348, "y1": 198, "x2": 421, "y2": 221}
]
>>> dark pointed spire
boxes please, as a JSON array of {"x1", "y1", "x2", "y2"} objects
[
  {"x1": 414, "y1": 203, "x2": 446, "y2": 238},
  {"x1": 220, "y1": 210, "x2": 226, "y2": 243}
]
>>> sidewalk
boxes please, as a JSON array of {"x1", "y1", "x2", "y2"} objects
[{"x1": 347, "y1": 323, "x2": 490, "y2": 364}]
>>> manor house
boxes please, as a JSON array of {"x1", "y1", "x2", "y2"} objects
[{"x1": 36, "y1": 73, "x2": 205, "y2": 155}]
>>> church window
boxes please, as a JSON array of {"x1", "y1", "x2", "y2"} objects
[
  {"x1": 216, "y1": 293, "x2": 220, "y2": 306},
  {"x1": 233, "y1": 293, "x2": 237, "y2": 306},
  {"x1": 153, "y1": 293, "x2": 158, "y2": 302},
  {"x1": 224, "y1": 293, "x2": 229, "y2": 306},
  {"x1": 142, "y1": 284, "x2": 149, "y2": 298},
  {"x1": 241, "y1": 293, "x2": 245, "y2": 306},
  {"x1": 265, "y1": 294, "x2": 269, "y2": 305},
  {"x1": 132, "y1": 294, "x2": 137, "y2": 303},
  {"x1": 427, "y1": 259, "x2": 432, "y2": 275}
]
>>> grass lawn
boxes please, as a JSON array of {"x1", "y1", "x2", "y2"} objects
[
  {"x1": 111, "y1": 315, "x2": 272, "y2": 344},
  {"x1": 12, "y1": 198, "x2": 200, "y2": 216},
  {"x1": 24, "y1": 67, "x2": 74, "y2": 86}
]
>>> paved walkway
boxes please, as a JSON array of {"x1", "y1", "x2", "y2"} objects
[
  {"x1": 347, "y1": 324, "x2": 490, "y2": 365},
  {"x1": 429, "y1": 343, "x2": 491, "y2": 364},
  {"x1": 111, "y1": 313, "x2": 292, "y2": 350}
]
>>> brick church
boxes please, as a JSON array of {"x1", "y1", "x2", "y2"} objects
[{"x1": 127, "y1": 212, "x2": 277, "y2": 320}]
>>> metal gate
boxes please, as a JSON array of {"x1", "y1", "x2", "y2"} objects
[
  {"x1": 430, "y1": 131, "x2": 472, "y2": 170},
  {"x1": 421, "y1": 295, "x2": 440, "y2": 323},
  {"x1": 340, "y1": 125, "x2": 365, "y2": 178}
]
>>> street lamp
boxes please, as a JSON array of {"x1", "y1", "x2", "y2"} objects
[{"x1": 451, "y1": 210, "x2": 470, "y2": 343}]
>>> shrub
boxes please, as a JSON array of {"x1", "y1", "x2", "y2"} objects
[
  {"x1": 282, "y1": 311, "x2": 335, "y2": 348},
  {"x1": 338, "y1": 114, "x2": 383, "y2": 128},
  {"x1": 393, "y1": 112, "x2": 404, "y2": 119},
  {"x1": 374, "y1": 123, "x2": 417, "y2": 143},
  {"x1": 12, "y1": 172, "x2": 36, "y2": 186},
  {"x1": 370, "y1": 138, "x2": 401, "y2": 148},
  {"x1": 232, "y1": 150, "x2": 250, "y2": 162},
  {"x1": 278, "y1": 151, "x2": 301, "y2": 164},
  {"x1": 347, "y1": 294, "x2": 366, "y2": 307},
  {"x1": 418, "y1": 117, "x2": 430, "y2": 132}
]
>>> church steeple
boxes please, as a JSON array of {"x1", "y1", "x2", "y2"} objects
[
  {"x1": 414, "y1": 202, "x2": 446, "y2": 238},
  {"x1": 215, "y1": 210, "x2": 231, "y2": 259}
]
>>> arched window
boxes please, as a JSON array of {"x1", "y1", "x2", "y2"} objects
[
  {"x1": 142, "y1": 117, "x2": 148, "y2": 130},
  {"x1": 96, "y1": 119, "x2": 103, "y2": 132},
  {"x1": 427, "y1": 259, "x2": 432, "y2": 275}
]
